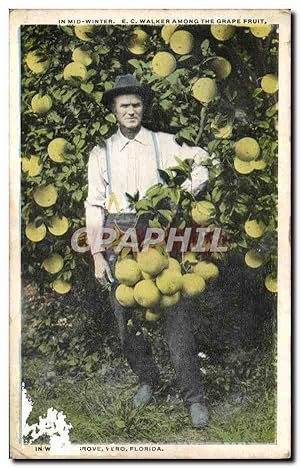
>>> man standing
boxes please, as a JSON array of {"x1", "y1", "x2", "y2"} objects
[{"x1": 85, "y1": 75, "x2": 210, "y2": 428}]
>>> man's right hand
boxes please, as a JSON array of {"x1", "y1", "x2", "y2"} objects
[{"x1": 93, "y1": 252, "x2": 114, "y2": 285}]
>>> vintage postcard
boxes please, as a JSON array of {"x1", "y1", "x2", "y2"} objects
[{"x1": 9, "y1": 9, "x2": 291, "y2": 459}]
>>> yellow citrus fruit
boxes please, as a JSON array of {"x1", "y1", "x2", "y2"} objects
[
  {"x1": 137, "y1": 248, "x2": 169, "y2": 276},
  {"x1": 192, "y1": 78, "x2": 217, "y2": 104},
  {"x1": 182, "y1": 252, "x2": 198, "y2": 264},
  {"x1": 134, "y1": 280, "x2": 161, "y2": 308},
  {"x1": 33, "y1": 185, "x2": 58, "y2": 208},
  {"x1": 265, "y1": 274, "x2": 277, "y2": 293},
  {"x1": 31, "y1": 94, "x2": 52, "y2": 115},
  {"x1": 191, "y1": 200, "x2": 216, "y2": 226},
  {"x1": 156, "y1": 268, "x2": 183, "y2": 295},
  {"x1": 47, "y1": 138, "x2": 68, "y2": 163},
  {"x1": 245, "y1": 249, "x2": 264, "y2": 268},
  {"x1": 145, "y1": 309, "x2": 161, "y2": 322},
  {"x1": 169, "y1": 30, "x2": 194, "y2": 55},
  {"x1": 63, "y1": 62, "x2": 88, "y2": 81},
  {"x1": 74, "y1": 25, "x2": 95, "y2": 42},
  {"x1": 211, "y1": 25, "x2": 235, "y2": 41},
  {"x1": 115, "y1": 284, "x2": 136, "y2": 307},
  {"x1": 193, "y1": 261, "x2": 219, "y2": 280},
  {"x1": 52, "y1": 279, "x2": 71, "y2": 294},
  {"x1": 244, "y1": 219, "x2": 266, "y2": 238},
  {"x1": 161, "y1": 25, "x2": 178, "y2": 44},
  {"x1": 209, "y1": 57, "x2": 232, "y2": 80},
  {"x1": 115, "y1": 258, "x2": 141, "y2": 286},
  {"x1": 250, "y1": 25, "x2": 272, "y2": 38},
  {"x1": 42, "y1": 253, "x2": 64, "y2": 274},
  {"x1": 128, "y1": 29, "x2": 149, "y2": 55},
  {"x1": 152, "y1": 52, "x2": 176, "y2": 77},
  {"x1": 261, "y1": 74, "x2": 278, "y2": 94},
  {"x1": 21, "y1": 155, "x2": 42, "y2": 177},
  {"x1": 235, "y1": 137, "x2": 260, "y2": 162},
  {"x1": 182, "y1": 273, "x2": 205, "y2": 297},
  {"x1": 72, "y1": 47, "x2": 93, "y2": 66},
  {"x1": 233, "y1": 158, "x2": 254, "y2": 174},
  {"x1": 160, "y1": 291, "x2": 181, "y2": 308},
  {"x1": 211, "y1": 122, "x2": 233, "y2": 139},
  {"x1": 25, "y1": 223, "x2": 46, "y2": 242},
  {"x1": 168, "y1": 257, "x2": 181, "y2": 272},
  {"x1": 48, "y1": 216, "x2": 69, "y2": 236},
  {"x1": 141, "y1": 271, "x2": 153, "y2": 280},
  {"x1": 25, "y1": 51, "x2": 50, "y2": 74},
  {"x1": 250, "y1": 160, "x2": 267, "y2": 170}
]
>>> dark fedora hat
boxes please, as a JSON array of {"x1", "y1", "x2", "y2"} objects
[{"x1": 102, "y1": 74, "x2": 152, "y2": 108}]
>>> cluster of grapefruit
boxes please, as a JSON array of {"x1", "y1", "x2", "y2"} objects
[{"x1": 114, "y1": 245, "x2": 219, "y2": 322}]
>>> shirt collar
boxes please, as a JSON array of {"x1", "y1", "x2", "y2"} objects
[{"x1": 117, "y1": 126, "x2": 151, "y2": 152}]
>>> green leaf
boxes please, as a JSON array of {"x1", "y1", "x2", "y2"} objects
[
  {"x1": 158, "y1": 169, "x2": 171, "y2": 184},
  {"x1": 158, "y1": 209, "x2": 173, "y2": 222},
  {"x1": 80, "y1": 83, "x2": 94, "y2": 94},
  {"x1": 105, "y1": 113, "x2": 117, "y2": 124}
]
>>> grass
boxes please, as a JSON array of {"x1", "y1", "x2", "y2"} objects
[{"x1": 24, "y1": 356, "x2": 276, "y2": 445}]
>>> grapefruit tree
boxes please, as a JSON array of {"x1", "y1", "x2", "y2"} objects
[{"x1": 21, "y1": 24, "x2": 278, "y2": 297}]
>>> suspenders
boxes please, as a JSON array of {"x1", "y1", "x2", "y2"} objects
[{"x1": 104, "y1": 131, "x2": 162, "y2": 212}]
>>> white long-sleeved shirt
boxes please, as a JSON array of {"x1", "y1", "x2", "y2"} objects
[{"x1": 85, "y1": 126, "x2": 210, "y2": 254}]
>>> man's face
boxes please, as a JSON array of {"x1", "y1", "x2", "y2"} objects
[{"x1": 112, "y1": 94, "x2": 143, "y2": 130}]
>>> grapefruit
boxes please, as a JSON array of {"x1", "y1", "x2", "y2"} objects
[
  {"x1": 168, "y1": 257, "x2": 181, "y2": 271},
  {"x1": 137, "y1": 248, "x2": 169, "y2": 276},
  {"x1": 192, "y1": 78, "x2": 217, "y2": 104},
  {"x1": 33, "y1": 185, "x2": 58, "y2": 208},
  {"x1": 48, "y1": 138, "x2": 68, "y2": 163},
  {"x1": 209, "y1": 57, "x2": 232, "y2": 80},
  {"x1": 182, "y1": 273, "x2": 205, "y2": 297},
  {"x1": 233, "y1": 158, "x2": 254, "y2": 174},
  {"x1": 25, "y1": 223, "x2": 46, "y2": 242},
  {"x1": 193, "y1": 261, "x2": 219, "y2": 280},
  {"x1": 42, "y1": 253, "x2": 64, "y2": 274},
  {"x1": 25, "y1": 51, "x2": 50, "y2": 74},
  {"x1": 145, "y1": 309, "x2": 161, "y2": 322},
  {"x1": 211, "y1": 122, "x2": 233, "y2": 139},
  {"x1": 31, "y1": 94, "x2": 52, "y2": 115},
  {"x1": 21, "y1": 155, "x2": 42, "y2": 177},
  {"x1": 169, "y1": 30, "x2": 194, "y2": 55},
  {"x1": 156, "y1": 268, "x2": 183, "y2": 295},
  {"x1": 48, "y1": 216, "x2": 69, "y2": 236},
  {"x1": 261, "y1": 74, "x2": 278, "y2": 94},
  {"x1": 115, "y1": 258, "x2": 141, "y2": 286},
  {"x1": 265, "y1": 274, "x2": 277, "y2": 293},
  {"x1": 134, "y1": 280, "x2": 161, "y2": 308},
  {"x1": 182, "y1": 252, "x2": 198, "y2": 264},
  {"x1": 161, "y1": 25, "x2": 178, "y2": 44},
  {"x1": 245, "y1": 249, "x2": 264, "y2": 268},
  {"x1": 115, "y1": 284, "x2": 136, "y2": 307},
  {"x1": 52, "y1": 279, "x2": 71, "y2": 294},
  {"x1": 74, "y1": 25, "x2": 95, "y2": 42},
  {"x1": 211, "y1": 25, "x2": 235, "y2": 41},
  {"x1": 251, "y1": 160, "x2": 267, "y2": 170},
  {"x1": 63, "y1": 62, "x2": 88, "y2": 81},
  {"x1": 160, "y1": 291, "x2": 181, "y2": 308},
  {"x1": 191, "y1": 200, "x2": 216, "y2": 226},
  {"x1": 250, "y1": 25, "x2": 272, "y2": 38},
  {"x1": 235, "y1": 137, "x2": 260, "y2": 162},
  {"x1": 244, "y1": 219, "x2": 266, "y2": 238},
  {"x1": 152, "y1": 52, "x2": 176, "y2": 77},
  {"x1": 72, "y1": 47, "x2": 93, "y2": 66},
  {"x1": 128, "y1": 29, "x2": 149, "y2": 55}
]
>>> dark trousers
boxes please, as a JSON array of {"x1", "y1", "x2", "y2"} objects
[
  {"x1": 109, "y1": 286, "x2": 205, "y2": 407},
  {"x1": 105, "y1": 213, "x2": 205, "y2": 407}
]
